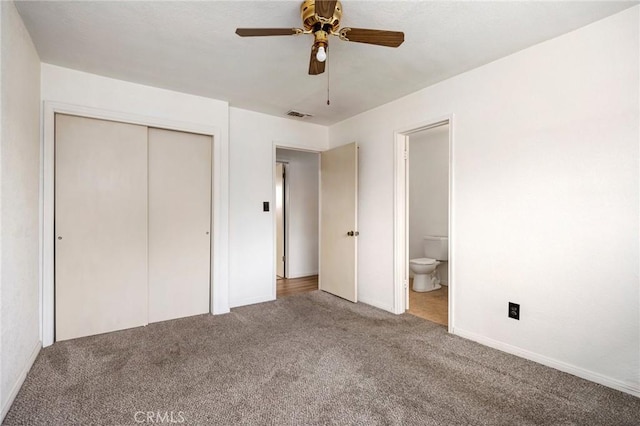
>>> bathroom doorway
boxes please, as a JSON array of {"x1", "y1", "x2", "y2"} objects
[
  {"x1": 407, "y1": 124, "x2": 450, "y2": 326},
  {"x1": 393, "y1": 117, "x2": 453, "y2": 330},
  {"x1": 273, "y1": 147, "x2": 320, "y2": 298}
]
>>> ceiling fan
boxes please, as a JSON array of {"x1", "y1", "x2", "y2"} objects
[{"x1": 236, "y1": 0, "x2": 404, "y2": 76}]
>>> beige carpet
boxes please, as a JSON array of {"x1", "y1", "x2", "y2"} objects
[{"x1": 4, "y1": 291, "x2": 639, "y2": 425}]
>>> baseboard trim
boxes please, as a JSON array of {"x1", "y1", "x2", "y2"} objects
[
  {"x1": 453, "y1": 328, "x2": 640, "y2": 398},
  {"x1": 358, "y1": 296, "x2": 395, "y2": 314},
  {"x1": 286, "y1": 271, "x2": 318, "y2": 279},
  {"x1": 1, "y1": 340, "x2": 42, "y2": 421},
  {"x1": 229, "y1": 294, "x2": 274, "y2": 309}
]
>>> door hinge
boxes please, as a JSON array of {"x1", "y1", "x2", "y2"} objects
[{"x1": 403, "y1": 150, "x2": 408, "y2": 160}]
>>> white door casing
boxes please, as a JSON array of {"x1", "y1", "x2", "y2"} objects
[
  {"x1": 275, "y1": 162, "x2": 285, "y2": 278},
  {"x1": 319, "y1": 142, "x2": 358, "y2": 302}
]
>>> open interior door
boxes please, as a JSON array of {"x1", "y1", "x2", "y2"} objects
[{"x1": 320, "y1": 142, "x2": 358, "y2": 302}]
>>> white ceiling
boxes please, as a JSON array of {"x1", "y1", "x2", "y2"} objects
[{"x1": 15, "y1": 0, "x2": 637, "y2": 125}]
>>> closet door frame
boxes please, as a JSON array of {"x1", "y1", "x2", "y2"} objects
[{"x1": 41, "y1": 101, "x2": 228, "y2": 347}]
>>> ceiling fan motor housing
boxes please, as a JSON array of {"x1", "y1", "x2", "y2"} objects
[{"x1": 301, "y1": 0, "x2": 343, "y2": 32}]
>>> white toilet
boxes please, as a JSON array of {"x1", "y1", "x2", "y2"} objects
[{"x1": 410, "y1": 236, "x2": 448, "y2": 292}]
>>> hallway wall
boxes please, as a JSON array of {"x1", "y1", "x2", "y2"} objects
[{"x1": 276, "y1": 149, "x2": 320, "y2": 279}]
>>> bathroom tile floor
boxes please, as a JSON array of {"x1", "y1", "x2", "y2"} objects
[{"x1": 407, "y1": 280, "x2": 448, "y2": 326}]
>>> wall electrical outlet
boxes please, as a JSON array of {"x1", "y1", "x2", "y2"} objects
[{"x1": 508, "y1": 302, "x2": 520, "y2": 320}]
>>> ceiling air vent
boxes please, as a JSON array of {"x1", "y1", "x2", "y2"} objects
[{"x1": 286, "y1": 110, "x2": 313, "y2": 119}]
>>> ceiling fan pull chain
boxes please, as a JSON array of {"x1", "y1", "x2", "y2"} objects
[{"x1": 327, "y1": 55, "x2": 330, "y2": 106}]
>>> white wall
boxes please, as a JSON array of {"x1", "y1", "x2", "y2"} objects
[
  {"x1": 1, "y1": 1, "x2": 41, "y2": 419},
  {"x1": 276, "y1": 148, "x2": 320, "y2": 279},
  {"x1": 329, "y1": 7, "x2": 639, "y2": 395},
  {"x1": 409, "y1": 125, "x2": 449, "y2": 284},
  {"x1": 229, "y1": 108, "x2": 327, "y2": 307},
  {"x1": 41, "y1": 64, "x2": 230, "y2": 128}
]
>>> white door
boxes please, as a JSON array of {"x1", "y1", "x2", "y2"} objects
[
  {"x1": 55, "y1": 114, "x2": 148, "y2": 341},
  {"x1": 148, "y1": 128, "x2": 212, "y2": 323},
  {"x1": 319, "y1": 142, "x2": 358, "y2": 302},
  {"x1": 275, "y1": 162, "x2": 285, "y2": 278}
]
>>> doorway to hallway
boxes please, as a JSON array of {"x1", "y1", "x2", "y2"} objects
[{"x1": 274, "y1": 147, "x2": 320, "y2": 298}]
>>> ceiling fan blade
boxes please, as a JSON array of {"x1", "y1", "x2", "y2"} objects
[
  {"x1": 338, "y1": 28, "x2": 404, "y2": 47},
  {"x1": 309, "y1": 45, "x2": 326, "y2": 75},
  {"x1": 235, "y1": 28, "x2": 300, "y2": 37},
  {"x1": 315, "y1": 1, "x2": 337, "y2": 19}
]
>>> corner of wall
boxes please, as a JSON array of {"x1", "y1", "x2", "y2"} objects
[
  {"x1": 0, "y1": 341, "x2": 41, "y2": 421},
  {"x1": 1, "y1": 0, "x2": 43, "y2": 419}
]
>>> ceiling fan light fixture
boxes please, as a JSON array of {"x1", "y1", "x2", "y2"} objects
[
  {"x1": 316, "y1": 45, "x2": 327, "y2": 62},
  {"x1": 235, "y1": 0, "x2": 404, "y2": 76}
]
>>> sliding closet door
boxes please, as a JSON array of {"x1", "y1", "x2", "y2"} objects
[
  {"x1": 55, "y1": 114, "x2": 148, "y2": 341},
  {"x1": 148, "y1": 128, "x2": 212, "y2": 323}
]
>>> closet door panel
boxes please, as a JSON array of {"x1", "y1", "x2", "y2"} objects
[
  {"x1": 55, "y1": 114, "x2": 148, "y2": 341},
  {"x1": 148, "y1": 128, "x2": 212, "y2": 323}
]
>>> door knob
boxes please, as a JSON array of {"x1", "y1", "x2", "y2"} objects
[{"x1": 347, "y1": 231, "x2": 359, "y2": 237}]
